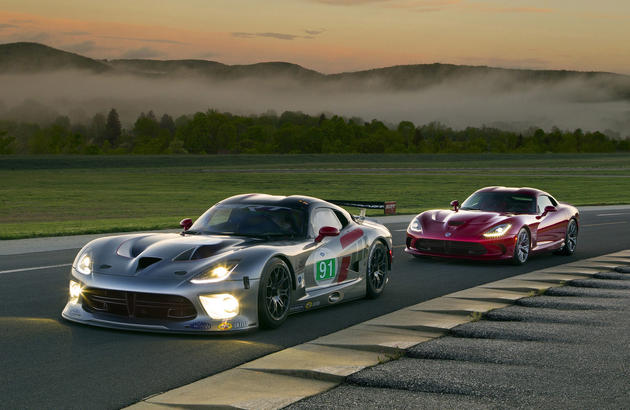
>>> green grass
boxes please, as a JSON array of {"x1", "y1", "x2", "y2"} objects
[{"x1": 1, "y1": 153, "x2": 629, "y2": 239}]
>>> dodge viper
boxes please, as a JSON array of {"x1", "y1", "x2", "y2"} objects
[
  {"x1": 405, "y1": 186, "x2": 579, "y2": 264},
  {"x1": 62, "y1": 194, "x2": 392, "y2": 333}
]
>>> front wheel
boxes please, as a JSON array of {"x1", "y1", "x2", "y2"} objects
[
  {"x1": 556, "y1": 219, "x2": 578, "y2": 256},
  {"x1": 258, "y1": 258, "x2": 292, "y2": 329},
  {"x1": 366, "y1": 241, "x2": 389, "y2": 298},
  {"x1": 511, "y1": 228, "x2": 530, "y2": 265}
]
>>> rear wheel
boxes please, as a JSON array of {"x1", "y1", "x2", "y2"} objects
[
  {"x1": 367, "y1": 241, "x2": 388, "y2": 298},
  {"x1": 511, "y1": 228, "x2": 530, "y2": 265},
  {"x1": 258, "y1": 258, "x2": 291, "y2": 329},
  {"x1": 556, "y1": 219, "x2": 578, "y2": 256}
]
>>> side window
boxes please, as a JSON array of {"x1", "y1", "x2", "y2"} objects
[
  {"x1": 311, "y1": 208, "x2": 342, "y2": 236},
  {"x1": 537, "y1": 196, "x2": 554, "y2": 214},
  {"x1": 333, "y1": 210, "x2": 350, "y2": 229}
]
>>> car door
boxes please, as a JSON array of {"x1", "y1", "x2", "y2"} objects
[
  {"x1": 303, "y1": 207, "x2": 366, "y2": 292},
  {"x1": 536, "y1": 195, "x2": 565, "y2": 244}
]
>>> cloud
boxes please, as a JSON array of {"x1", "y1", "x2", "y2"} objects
[
  {"x1": 98, "y1": 35, "x2": 187, "y2": 45},
  {"x1": 8, "y1": 31, "x2": 50, "y2": 42},
  {"x1": 384, "y1": 0, "x2": 460, "y2": 12},
  {"x1": 465, "y1": 2, "x2": 552, "y2": 13},
  {"x1": 196, "y1": 51, "x2": 219, "y2": 59},
  {"x1": 309, "y1": 0, "x2": 391, "y2": 4},
  {"x1": 120, "y1": 47, "x2": 165, "y2": 59},
  {"x1": 0, "y1": 23, "x2": 18, "y2": 30},
  {"x1": 232, "y1": 32, "x2": 315, "y2": 41},
  {"x1": 62, "y1": 31, "x2": 90, "y2": 36},
  {"x1": 63, "y1": 40, "x2": 97, "y2": 54},
  {"x1": 305, "y1": 28, "x2": 326, "y2": 35}
]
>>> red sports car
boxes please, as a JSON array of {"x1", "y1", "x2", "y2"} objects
[{"x1": 405, "y1": 186, "x2": 579, "y2": 264}]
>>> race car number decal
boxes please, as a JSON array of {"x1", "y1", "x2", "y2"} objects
[{"x1": 315, "y1": 258, "x2": 336, "y2": 281}]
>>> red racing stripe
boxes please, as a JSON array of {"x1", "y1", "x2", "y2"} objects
[
  {"x1": 337, "y1": 256, "x2": 351, "y2": 282},
  {"x1": 340, "y1": 228, "x2": 364, "y2": 249}
]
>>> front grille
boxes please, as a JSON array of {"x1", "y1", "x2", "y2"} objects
[
  {"x1": 415, "y1": 239, "x2": 486, "y2": 256},
  {"x1": 82, "y1": 288, "x2": 197, "y2": 321}
]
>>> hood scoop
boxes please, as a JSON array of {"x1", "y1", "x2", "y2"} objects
[
  {"x1": 190, "y1": 241, "x2": 240, "y2": 260},
  {"x1": 137, "y1": 257, "x2": 162, "y2": 271}
]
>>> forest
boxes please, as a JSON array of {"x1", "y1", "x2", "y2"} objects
[{"x1": 0, "y1": 108, "x2": 628, "y2": 155}]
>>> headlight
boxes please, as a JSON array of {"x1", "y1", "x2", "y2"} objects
[
  {"x1": 483, "y1": 223, "x2": 512, "y2": 238},
  {"x1": 408, "y1": 217, "x2": 422, "y2": 233},
  {"x1": 190, "y1": 261, "x2": 239, "y2": 284},
  {"x1": 69, "y1": 280, "x2": 82, "y2": 299},
  {"x1": 199, "y1": 294, "x2": 239, "y2": 319},
  {"x1": 76, "y1": 253, "x2": 92, "y2": 275}
]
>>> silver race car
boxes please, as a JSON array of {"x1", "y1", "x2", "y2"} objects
[{"x1": 62, "y1": 194, "x2": 392, "y2": 333}]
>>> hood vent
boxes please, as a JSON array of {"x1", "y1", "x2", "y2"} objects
[
  {"x1": 448, "y1": 221, "x2": 465, "y2": 226},
  {"x1": 137, "y1": 257, "x2": 162, "y2": 271},
  {"x1": 191, "y1": 241, "x2": 239, "y2": 260}
]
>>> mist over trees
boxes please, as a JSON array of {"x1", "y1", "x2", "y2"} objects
[{"x1": 0, "y1": 109, "x2": 628, "y2": 155}]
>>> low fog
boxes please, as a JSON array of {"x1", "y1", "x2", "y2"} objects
[{"x1": 1, "y1": 70, "x2": 629, "y2": 137}]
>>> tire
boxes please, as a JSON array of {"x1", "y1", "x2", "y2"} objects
[
  {"x1": 258, "y1": 258, "x2": 292, "y2": 329},
  {"x1": 556, "y1": 219, "x2": 578, "y2": 256},
  {"x1": 511, "y1": 228, "x2": 530, "y2": 265},
  {"x1": 366, "y1": 241, "x2": 389, "y2": 298}
]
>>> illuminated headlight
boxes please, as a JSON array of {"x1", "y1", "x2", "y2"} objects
[
  {"x1": 483, "y1": 223, "x2": 512, "y2": 238},
  {"x1": 69, "y1": 280, "x2": 82, "y2": 299},
  {"x1": 191, "y1": 261, "x2": 238, "y2": 284},
  {"x1": 76, "y1": 253, "x2": 92, "y2": 275},
  {"x1": 199, "y1": 294, "x2": 239, "y2": 319},
  {"x1": 408, "y1": 218, "x2": 423, "y2": 233}
]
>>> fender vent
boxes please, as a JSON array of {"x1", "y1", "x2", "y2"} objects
[{"x1": 137, "y1": 257, "x2": 162, "y2": 271}]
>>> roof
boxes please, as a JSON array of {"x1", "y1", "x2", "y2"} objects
[
  {"x1": 476, "y1": 186, "x2": 550, "y2": 197},
  {"x1": 218, "y1": 193, "x2": 327, "y2": 209}
]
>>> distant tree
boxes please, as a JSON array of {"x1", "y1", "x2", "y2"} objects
[
  {"x1": 105, "y1": 108, "x2": 122, "y2": 146},
  {"x1": 159, "y1": 113, "x2": 176, "y2": 135},
  {"x1": 0, "y1": 130, "x2": 15, "y2": 154}
]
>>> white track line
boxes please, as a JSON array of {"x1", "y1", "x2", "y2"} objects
[
  {"x1": 582, "y1": 221, "x2": 628, "y2": 227},
  {"x1": 0, "y1": 263, "x2": 71, "y2": 275},
  {"x1": 597, "y1": 213, "x2": 630, "y2": 217}
]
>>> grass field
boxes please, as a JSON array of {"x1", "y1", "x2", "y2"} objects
[{"x1": 1, "y1": 153, "x2": 629, "y2": 239}]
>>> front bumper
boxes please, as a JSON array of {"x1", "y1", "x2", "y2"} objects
[
  {"x1": 62, "y1": 275, "x2": 260, "y2": 333},
  {"x1": 405, "y1": 232, "x2": 516, "y2": 260}
]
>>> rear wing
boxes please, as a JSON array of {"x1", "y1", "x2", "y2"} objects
[{"x1": 326, "y1": 200, "x2": 397, "y2": 221}]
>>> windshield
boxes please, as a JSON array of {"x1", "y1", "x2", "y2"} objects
[
  {"x1": 460, "y1": 192, "x2": 536, "y2": 214},
  {"x1": 190, "y1": 204, "x2": 308, "y2": 238}
]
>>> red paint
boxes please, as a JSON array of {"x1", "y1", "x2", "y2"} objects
[
  {"x1": 337, "y1": 256, "x2": 351, "y2": 282},
  {"x1": 340, "y1": 228, "x2": 364, "y2": 248},
  {"x1": 315, "y1": 226, "x2": 340, "y2": 243}
]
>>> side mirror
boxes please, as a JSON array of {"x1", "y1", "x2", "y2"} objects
[
  {"x1": 180, "y1": 218, "x2": 193, "y2": 231},
  {"x1": 537, "y1": 206, "x2": 556, "y2": 219},
  {"x1": 315, "y1": 226, "x2": 340, "y2": 243},
  {"x1": 450, "y1": 200, "x2": 460, "y2": 212}
]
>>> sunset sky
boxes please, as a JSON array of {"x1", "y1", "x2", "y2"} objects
[{"x1": 1, "y1": 0, "x2": 629, "y2": 74}]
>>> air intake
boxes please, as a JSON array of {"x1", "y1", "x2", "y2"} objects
[{"x1": 137, "y1": 257, "x2": 162, "y2": 271}]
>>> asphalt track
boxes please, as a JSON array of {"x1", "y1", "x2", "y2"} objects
[{"x1": 2, "y1": 208, "x2": 630, "y2": 409}]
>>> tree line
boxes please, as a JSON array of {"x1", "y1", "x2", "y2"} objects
[{"x1": 0, "y1": 108, "x2": 628, "y2": 155}]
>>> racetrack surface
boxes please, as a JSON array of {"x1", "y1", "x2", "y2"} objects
[{"x1": 1, "y1": 208, "x2": 630, "y2": 409}]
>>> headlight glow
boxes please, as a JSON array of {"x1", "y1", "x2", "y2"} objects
[
  {"x1": 483, "y1": 223, "x2": 512, "y2": 238},
  {"x1": 408, "y1": 218, "x2": 422, "y2": 233},
  {"x1": 191, "y1": 261, "x2": 238, "y2": 284},
  {"x1": 199, "y1": 294, "x2": 239, "y2": 319},
  {"x1": 69, "y1": 280, "x2": 82, "y2": 298},
  {"x1": 76, "y1": 253, "x2": 92, "y2": 275}
]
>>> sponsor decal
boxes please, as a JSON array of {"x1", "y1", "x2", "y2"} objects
[
  {"x1": 384, "y1": 201, "x2": 397, "y2": 215},
  {"x1": 218, "y1": 321, "x2": 233, "y2": 331},
  {"x1": 337, "y1": 256, "x2": 351, "y2": 283},
  {"x1": 340, "y1": 228, "x2": 364, "y2": 249},
  {"x1": 445, "y1": 232, "x2": 452, "y2": 237},
  {"x1": 315, "y1": 258, "x2": 336, "y2": 281},
  {"x1": 297, "y1": 274, "x2": 304, "y2": 287},
  {"x1": 187, "y1": 321, "x2": 213, "y2": 330},
  {"x1": 305, "y1": 301, "x2": 313, "y2": 309}
]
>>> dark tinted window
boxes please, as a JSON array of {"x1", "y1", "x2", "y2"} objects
[
  {"x1": 461, "y1": 192, "x2": 536, "y2": 214},
  {"x1": 191, "y1": 204, "x2": 307, "y2": 238}
]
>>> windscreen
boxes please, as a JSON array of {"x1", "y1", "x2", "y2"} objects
[
  {"x1": 190, "y1": 204, "x2": 308, "y2": 238},
  {"x1": 460, "y1": 192, "x2": 536, "y2": 214}
]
